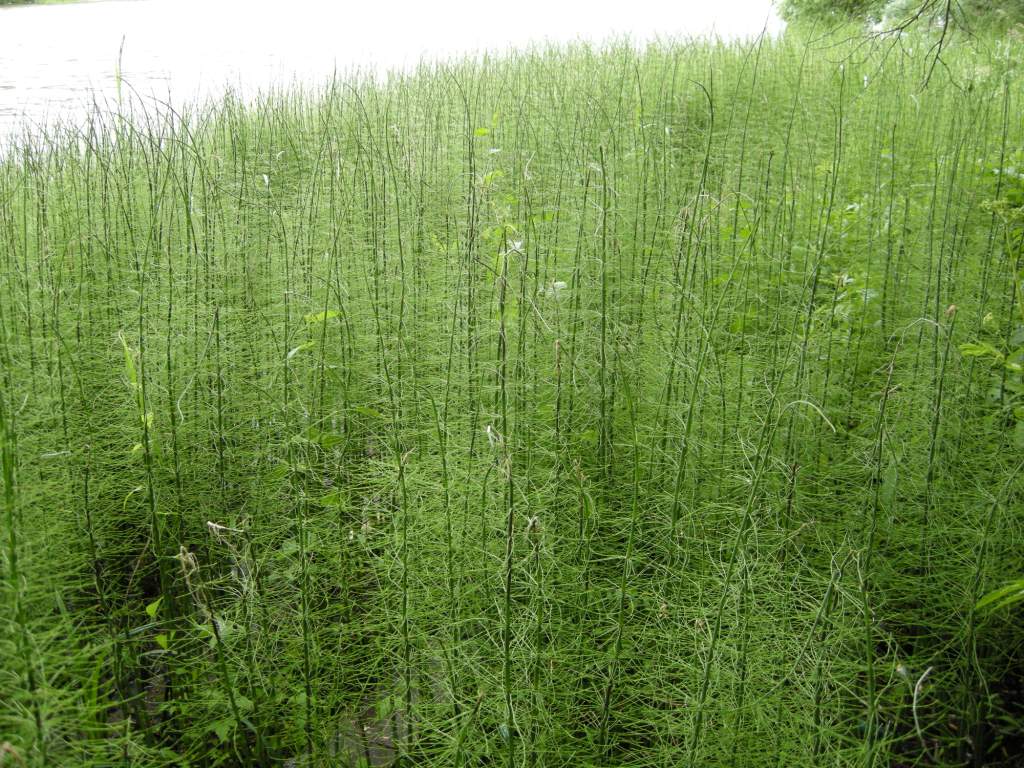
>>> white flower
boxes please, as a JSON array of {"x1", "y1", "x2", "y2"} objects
[{"x1": 542, "y1": 280, "x2": 568, "y2": 299}]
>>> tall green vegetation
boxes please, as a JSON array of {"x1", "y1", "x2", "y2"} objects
[
  {"x1": 0, "y1": 30, "x2": 1023, "y2": 767},
  {"x1": 780, "y1": 0, "x2": 1024, "y2": 30}
]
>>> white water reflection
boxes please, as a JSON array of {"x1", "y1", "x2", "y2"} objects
[{"x1": 0, "y1": 0, "x2": 782, "y2": 143}]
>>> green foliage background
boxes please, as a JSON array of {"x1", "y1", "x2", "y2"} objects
[
  {"x1": 1, "y1": 27, "x2": 1023, "y2": 768},
  {"x1": 780, "y1": 0, "x2": 1024, "y2": 27}
]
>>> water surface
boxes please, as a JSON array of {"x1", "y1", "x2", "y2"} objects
[{"x1": 0, "y1": 0, "x2": 782, "y2": 143}]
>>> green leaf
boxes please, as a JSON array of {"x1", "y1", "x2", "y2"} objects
[
  {"x1": 959, "y1": 341, "x2": 1002, "y2": 360},
  {"x1": 483, "y1": 169, "x2": 505, "y2": 186},
  {"x1": 154, "y1": 633, "x2": 169, "y2": 650},
  {"x1": 474, "y1": 127, "x2": 490, "y2": 137},
  {"x1": 118, "y1": 332, "x2": 138, "y2": 388},
  {"x1": 317, "y1": 490, "x2": 345, "y2": 507},
  {"x1": 305, "y1": 427, "x2": 344, "y2": 449},
  {"x1": 235, "y1": 694, "x2": 254, "y2": 714},
  {"x1": 977, "y1": 578, "x2": 1024, "y2": 611},
  {"x1": 581, "y1": 489, "x2": 595, "y2": 521},
  {"x1": 209, "y1": 718, "x2": 233, "y2": 743},
  {"x1": 318, "y1": 432, "x2": 345, "y2": 449},
  {"x1": 353, "y1": 405, "x2": 385, "y2": 419},
  {"x1": 265, "y1": 464, "x2": 289, "y2": 482},
  {"x1": 145, "y1": 596, "x2": 163, "y2": 619},
  {"x1": 305, "y1": 309, "x2": 340, "y2": 324}
]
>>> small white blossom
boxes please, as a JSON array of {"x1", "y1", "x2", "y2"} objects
[{"x1": 542, "y1": 280, "x2": 568, "y2": 299}]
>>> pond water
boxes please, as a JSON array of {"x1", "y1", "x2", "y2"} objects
[{"x1": 0, "y1": 0, "x2": 782, "y2": 143}]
